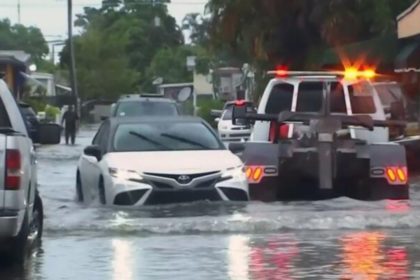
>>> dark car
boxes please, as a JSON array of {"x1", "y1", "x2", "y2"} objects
[
  {"x1": 111, "y1": 94, "x2": 180, "y2": 117},
  {"x1": 18, "y1": 102, "x2": 40, "y2": 143}
]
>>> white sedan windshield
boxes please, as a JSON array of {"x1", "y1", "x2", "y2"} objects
[{"x1": 113, "y1": 122, "x2": 223, "y2": 152}]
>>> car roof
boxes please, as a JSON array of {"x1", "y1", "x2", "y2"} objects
[
  {"x1": 108, "y1": 116, "x2": 206, "y2": 127},
  {"x1": 117, "y1": 94, "x2": 176, "y2": 103}
]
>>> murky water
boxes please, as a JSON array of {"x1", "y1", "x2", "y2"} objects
[{"x1": 2, "y1": 126, "x2": 420, "y2": 279}]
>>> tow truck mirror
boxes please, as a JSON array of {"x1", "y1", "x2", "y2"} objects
[
  {"x1": 84, "y1": 145, "x2": 102, "y2": 161},
  {"x1": 232, "y1": 104, "x2": 249, "y2": 126}
]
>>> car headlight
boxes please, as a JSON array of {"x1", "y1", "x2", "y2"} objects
[
  {"x1": 222, "y1": 166, "x2": 245, "y2": 179},
  {"x1": 108, "y1": 168, "x2": 143, "y2": 181}
]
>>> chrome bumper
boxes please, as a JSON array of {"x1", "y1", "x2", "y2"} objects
[{"x1": 0, "y1": 209, "x2": 25, "y2": 237}]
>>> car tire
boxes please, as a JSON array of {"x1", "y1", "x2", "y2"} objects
[
  {"x1": 76, "y1": 171, "x2": 84, "y2": 202},
  {"x1": 98, "y1": 176, "x2": 106, "y2": 205},
  {"x1": 30, "y1": 193, "x2": 44, "y2": 243},
  {"x1": 367, "y1": 180, "x2": 409, "y2": 200}
]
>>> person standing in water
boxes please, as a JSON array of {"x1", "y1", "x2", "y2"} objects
[{"x1": 61, "y1": 105, "x2": 79, "y2": 145}]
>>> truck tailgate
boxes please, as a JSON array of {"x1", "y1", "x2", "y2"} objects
[{"x1": 0, "y1": 134, "x2": 5, "y2": 210}]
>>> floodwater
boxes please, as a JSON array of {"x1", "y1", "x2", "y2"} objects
[{"x1": 2, "y1": 126, "x2": 420, "y2": 279}]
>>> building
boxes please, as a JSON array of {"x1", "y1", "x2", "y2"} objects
[{"x1": 0, "y1": 50, "x2": 31, "y2": 99}]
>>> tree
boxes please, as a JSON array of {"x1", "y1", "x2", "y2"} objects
[
  {"x1": 0, "y1": 19, "x2": 49, "y2": 63},
  {"x1": 62, "y1": 1, "x2": 184, "y2": 98}
]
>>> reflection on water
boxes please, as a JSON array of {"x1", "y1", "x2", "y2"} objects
[
  {"x1": 386, "y1": 200, "x2": 411, "y2": 213},
  {"x1": 228, "y1": 235, "x2": 250, "y2": 280},
  {"x1": 340, "y1": 232, "x2": 408, "y2": 280},
  {"x1": 112, "y1": 239, "x2": 135, "y2": 280}
]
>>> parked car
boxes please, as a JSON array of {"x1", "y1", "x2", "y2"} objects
[
  {"x1": 0, "y1": 80, "x2": 43, "y2": 264},
  {"x1": 18, "y1": 102, "x2": 40, "y2": 144},
  {"x1": 110, "y1": 94, "x2": 180, "y2": 118},
  {"x1": 76, "y1": 116, "x2": 249, "y2": 206},
  {"x1": 216, "y1": 101, "x2": 255, "y2": 142}
]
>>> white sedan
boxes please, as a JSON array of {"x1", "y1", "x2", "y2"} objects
[
  {"x1": 76, "y1": 117, "x2": 249, "y2": 206},
  {"x1": 216, "y1": 101, "x2": 255, "y2": 142}
]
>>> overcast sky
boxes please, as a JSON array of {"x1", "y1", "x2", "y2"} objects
[{"x1": 0, "y1": 0, "x2": 206, "y2": 40}]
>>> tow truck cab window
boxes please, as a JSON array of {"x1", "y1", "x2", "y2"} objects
[
  {"x1": 265, "y1": 83, "x2": 294, "y2": 114},
  {"x1": 0, "y1": 98, "x2": 11, "y2": 127},
  {"x1": 348, "y1": 81, "x2": 376, "y2": 114},
  {"x1": 330, "y1": 82, "x2": 347, "y2": 113},
  {"x1": 296, "y1": 82, "x2": 323, "y2": 112}
]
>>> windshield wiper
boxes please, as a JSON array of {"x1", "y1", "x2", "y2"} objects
[
  {"x1": 160, "y1": 133, "x2": 211, "y2": 149},
  {"x1": 129, "y1": 131, "x2": 172, "y2": 150}
]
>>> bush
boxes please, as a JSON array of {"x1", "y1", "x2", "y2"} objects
[
  {"x1": 45, "y1": 105, "x2": 61, "y2": 122},
  {"x1": 197, "y1": 99, "x2": 224, "y2": 128}
]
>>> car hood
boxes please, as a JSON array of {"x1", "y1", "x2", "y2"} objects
[{"x1": 104, "y1": 150, "x2": 242, "y2": 174}]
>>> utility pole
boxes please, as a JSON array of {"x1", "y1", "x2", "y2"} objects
[
  {"x1": 17, "y1": 0, "x2": 21, "y2": 24},
  {"x1": 67, "y1": 0, "x2": 79, "y2": 112}
]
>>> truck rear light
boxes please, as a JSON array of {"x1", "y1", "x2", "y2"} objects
[
  {"x1": 245, "y1": 166, "x2": 264, "y2": 183},
  {"x1": 386, "y1": 168, "x2": 396, "y2": 182},
  {"x1": 385, "y1": 167, "x2": 407, "y2": 185},
  {"x1": 396, "y1": 167, "x2": 407, "y2": 183},
  {"x1": 5, "y1": 149, "x2": 21, "y2": 190},
  {"x1": 252, "y1": 167, "x2": 263, "y2": 182}
]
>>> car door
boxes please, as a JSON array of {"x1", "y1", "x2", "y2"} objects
[
  {"x1": 88, "y1": 122, "x2": 110, "y2": 195},
  {"x1": 79, "y1": 123, "x2": 107, "y2": 197}
]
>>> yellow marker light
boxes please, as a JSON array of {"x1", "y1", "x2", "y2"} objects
[
  {"x1": 363, "y1": 69, "x2": 376, "y2": 79},
  {"x1": 344, "y1": 67, "x2": 358, "y2": 80}
]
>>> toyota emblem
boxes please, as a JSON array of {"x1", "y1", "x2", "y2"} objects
[{"x1": 177, "y1": 175, "x2": 191, "y2": 184}]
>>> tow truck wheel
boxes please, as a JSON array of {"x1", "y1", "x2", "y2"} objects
[{"x1": 367, "y1": 180, "x2": 409, "y2": 200}]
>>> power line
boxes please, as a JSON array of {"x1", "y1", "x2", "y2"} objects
[{"x1": 0, "y1": 2, "x2": 207, "y2": 7}]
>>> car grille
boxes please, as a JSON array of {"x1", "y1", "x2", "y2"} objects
[
  {"x1": 144, "y1": 189, "x2": 221, "y2": 205},
  {"x1": 144, "y1": 171, "x2": 219, "y2": 181}
]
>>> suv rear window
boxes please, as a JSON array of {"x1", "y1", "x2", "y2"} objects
[
  {"x1": 115, "y1": 101, "x2": 179, "y2": 117},
  {"x1": 348, "y1": 82, "x2": 376, "y2": 114},
  {"x1": 296, "y1": 82, "x2": 323, "y2": 112},
  {"x1": 0, "y1": 99, "x2": 11, "y2": 127},
  {"x1": 265, "y1": 83, "x2": 294, "y2": 114},
  {"x1": 330, "y1": 82, "x2": 347, "y2": 113}
]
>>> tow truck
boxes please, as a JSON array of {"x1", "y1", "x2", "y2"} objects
[{"x1": 230, "y1": 69, "x2": 409, "y2": 201}]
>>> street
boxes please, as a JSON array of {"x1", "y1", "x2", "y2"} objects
[{"x1": 0, "y1": 126, "x2": 419, "y2": 279}]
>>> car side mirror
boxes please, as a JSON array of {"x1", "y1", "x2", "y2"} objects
[
  {"x1": 84, "y1": 145, "x2": 102, "y2": 161},
  {"x1": 228, "y1": 142, "x2": 245, "y2": 154},
  {"x1": 215, "y1": 118, "x2": 220, "y2": 123}
]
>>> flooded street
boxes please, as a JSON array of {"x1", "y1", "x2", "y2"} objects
[{"x1": 2, "y1": 126, "x2": 420, "y2": 279}]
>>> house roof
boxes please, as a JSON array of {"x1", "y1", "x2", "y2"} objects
[{"x1": 0, "y1": 50, "x2": 31, "y2": 66}]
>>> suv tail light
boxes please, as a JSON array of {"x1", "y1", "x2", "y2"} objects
[
  {"x1": 269, "y1": 122, "x2": 289, "y2": 142},
  {"x1": 5, "y1": 149, "x2": 21, "y2": 190}
]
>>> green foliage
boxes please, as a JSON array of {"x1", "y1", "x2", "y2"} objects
[
  {"x1": 23, "y1": 98, "x2": 47, "y2": 113},
  {"x1": 197, "y1": 98, "x2": 224, "y2": 127},
  {"x1": 45, "y1": 105, "x2": 61, "y2": 121},
  {"x1": 0, "y1": 19, "x2": 49, "y2": 64},
  {"x1": 61, "y1": 1, "x2": 184, "y2": 100}
]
